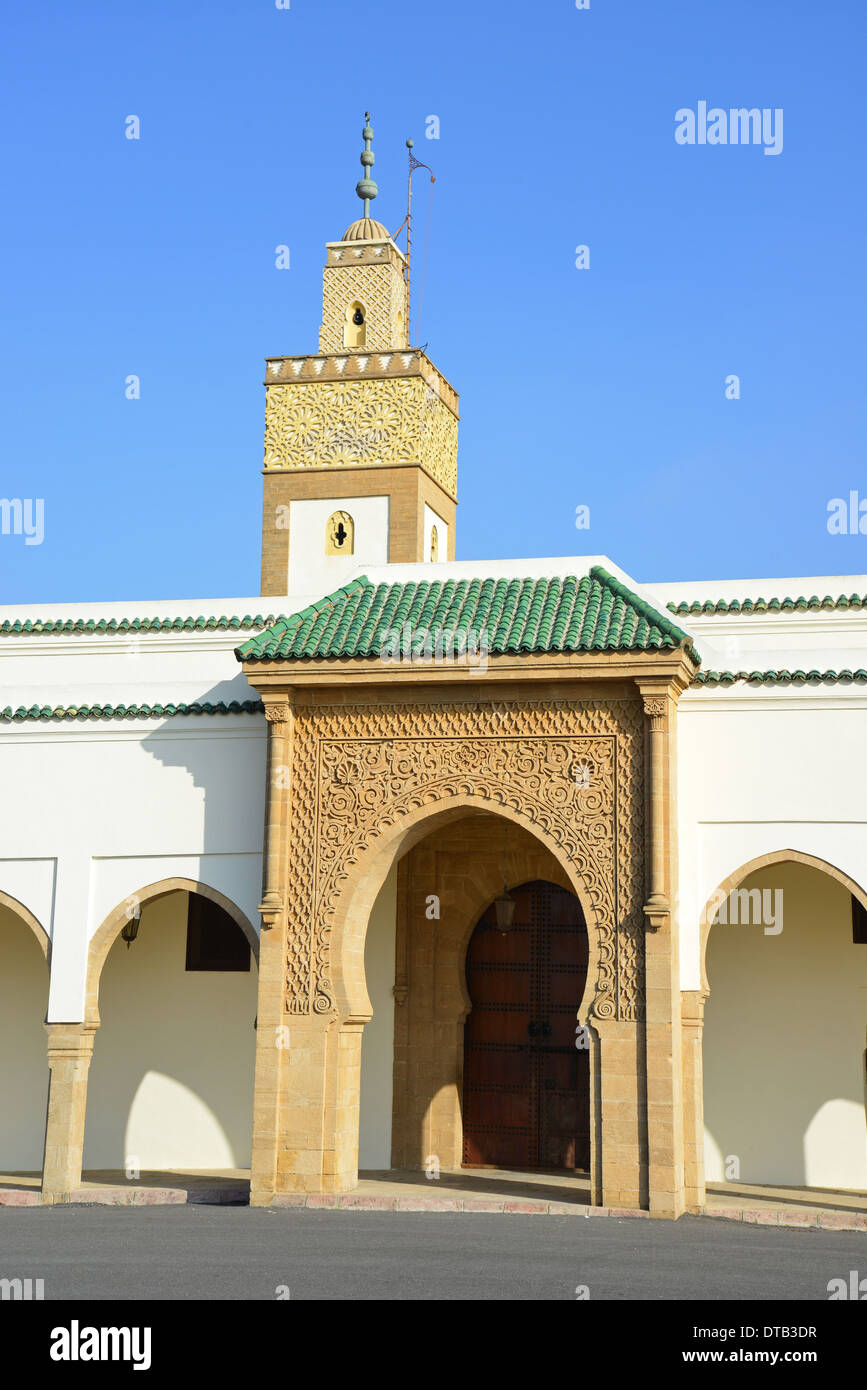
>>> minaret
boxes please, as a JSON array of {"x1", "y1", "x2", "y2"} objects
[{"x1": 260, "y1": 114, "x2": 459, "y2": 598}]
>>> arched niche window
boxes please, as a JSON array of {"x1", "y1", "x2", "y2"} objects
[
  {"x1": 325, "y1": 510, "x2": 354, "y2": 556},
  {"x1": 344, "y1": 301, "x2": 366, "y2": 349},
  {"x1": 430, "y1": 525, "x2": 439, "y2": 562}
]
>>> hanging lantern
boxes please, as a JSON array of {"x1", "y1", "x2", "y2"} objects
[
  {"x1": 493, "y1": 884, "x2": 516, "y2": 933},
  {"x1": 121, "y1": 904, "x2": 141, "y2": 949},
  {"x1": 492, "y1": 819, "x2": 516, "y2": 932}
]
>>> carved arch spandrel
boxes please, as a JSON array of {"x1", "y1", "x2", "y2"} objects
[{"x1": 282, "y1": 698, "x2": 646, "y2": 1023}]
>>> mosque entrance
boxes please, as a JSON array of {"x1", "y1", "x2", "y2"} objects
[{"x1": 462, "y1": 880, "x2": 590, "y2": 1171}]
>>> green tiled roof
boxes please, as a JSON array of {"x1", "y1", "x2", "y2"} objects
[
  {"x1": 0, "y1": 700, "x2": 264, "y2": 722},
  {"x1": 668, "y1": 593, "x2": 867, "y2": 616},
  {"x1": 692, "y1": 670, "x2": 867, "y2": 687},
  {"x1": 0, "y1": 614, "x2": 277, "y2": 636},
  {"x1": 236, "y1": 566, "x2": 699, "y2": 664}
]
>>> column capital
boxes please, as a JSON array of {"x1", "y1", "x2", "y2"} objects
[
  {"x1": 643, "y1": 898, "x2": 670, "y2": 930},
  {"x1": 45, "y1": 1021, "x2": 98, "y2": 1059},
  {"x1": 641, "y1": 694, "x2": 668, "y2": 730},
  {"x1": 636, "y1": 680, "x2": 676, "y2": 728},
  {"x1": 681, "y1": 988, "x2": 708, "y2": 1026},
  {"x1": 263, "y1": 692, "x2": 294, "y2": 730},
  {"x1": 636, "y1": 671, "x2": 691, "y2": 723}
]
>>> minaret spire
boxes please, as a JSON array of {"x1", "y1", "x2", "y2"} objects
[{"x1": 355, "y1": 112, "x2": 379, "y2": 219}]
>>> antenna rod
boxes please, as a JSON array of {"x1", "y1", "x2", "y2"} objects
[{"x1": 403, "y1": 138, "x2": 435, "y2": 346}]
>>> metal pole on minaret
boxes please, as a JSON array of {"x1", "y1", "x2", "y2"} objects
[{"x1": 403, "y1": 138, "x2": 435, "y2": 346}]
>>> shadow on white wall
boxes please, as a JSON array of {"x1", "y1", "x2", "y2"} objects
[
  {"x1": 84, "y1": 890, "x2": 257, "y2": 1171},
  {"x1": 704, "y1": 862, "x2": 867, "y2": 1190},
  {"x1": 0, "y1": 905, "x2": 48, "y2": 1170}
]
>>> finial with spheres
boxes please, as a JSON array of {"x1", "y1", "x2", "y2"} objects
[{"x1": 355, "y1": 111, "x2": 379, "y2": 216}]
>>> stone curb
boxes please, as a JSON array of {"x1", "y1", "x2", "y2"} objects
[
  {"x1": 702, "y1": 1204, "x2": 867, "y2": 1233},
  {"x1": 2, "y1": 1185, "x2": 864, "y2": 1229},
  {"x1": 3, "y1": 1185, "x2": 250, "y2": 1208},
  {"x1": 270, "y1": 1194, "x2": 642, "y2": 1217}
]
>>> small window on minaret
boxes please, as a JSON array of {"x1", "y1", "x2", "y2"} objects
[
  {"x1": 326, "y1": 510, "x2": 355, "y2": 556},
  {"x1": 345, "y1": 302, "x2": 366, "y2": 348},
  {"x1": 430, "y1": 526, "x2": 439, "y2": 562}
]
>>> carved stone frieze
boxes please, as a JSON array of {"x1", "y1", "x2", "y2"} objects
[{"x1": 263, "y1": 377, "x2": 458, "y2": 498}]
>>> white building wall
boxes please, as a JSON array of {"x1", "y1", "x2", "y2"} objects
[
  {"x1": 676, "y1": 686, "x2": 867, "y2": 992},
  {"x1": 0, "y1": 720, "x2": 265, "y2": 1022},
  {"x1": 0, "y1": 615, "x2": 268, "y2": 1022},
  {"x1": 288, "y1": 495, "x2": 390, "y2": 597},
  {"x1": 423, "y1": 503, "x2": 449, "y2": 563},
  {"x1": 668, "y1": 591, "x2": 867, "y2": 1192}
]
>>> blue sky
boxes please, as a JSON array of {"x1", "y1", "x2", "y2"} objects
[{"x1": 1, "y1": 0, "x2": 865, "y2": 603}]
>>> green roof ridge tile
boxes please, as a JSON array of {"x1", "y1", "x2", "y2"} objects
[
  {"x1": 465, "y1": 577, "x2": 485, "y2": 639},
  {"x1": 415, "y1": 580, "x2": 446, "y2": 644},
  {"x1": 485, "y1": 578, "x2": 515, "y2": 651},
  {"x1": 588, "y1": 566, "x2": 695, "y2": 658},
  {"x1": 537, "y1": 574, "x2": 564, "y2": 651},
  {"x1": 1, "y1": 700, "x2": 264, "y2": 722},
  {"x1": 573, "y1": 574, "x2": 599, "y2": 649},
  {"x1": 668, "y1": 591, "x2": 867, "y2": 616},
  {"x1": 692, "y1": 668, "x2": 867, "y2": 687},
  {"x1": 356, "y1": 582, "x2": 383, "y2": 655},
  {"x1": 1, "y1": 613, "x2": 277, "y2": 637},
  {"x1": 319, "y1": 581, "x2": 356, "y2": 656},
  {"x1": 457, "y1": 576, "x2": 485, "y2": 642},
  {"x1": 512, "y1": 575, "x2": 535, "y2": 649},
  {"x1": 548, "y1": 574, "x2": 575, "y2": 650},
  {"x1": 514, "y1": 577, "x2": 537, "y2": 651}
]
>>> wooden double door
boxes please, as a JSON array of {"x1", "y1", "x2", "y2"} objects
[{"x1": 462, "y1": 880, "x2": 590, "y2": 1171}]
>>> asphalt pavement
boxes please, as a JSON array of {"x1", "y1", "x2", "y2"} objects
[{"x1": 1, "y1": 1206, "x2": 863, "y2": 1300}]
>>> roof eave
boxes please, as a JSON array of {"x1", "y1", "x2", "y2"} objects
[{"x1": 240, "y1": 644, "x2": 698, "y2": 692}]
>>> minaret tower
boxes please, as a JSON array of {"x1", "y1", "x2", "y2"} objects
[{"x1": 260, "y1": 114, "x2": 459, "y2": 598}]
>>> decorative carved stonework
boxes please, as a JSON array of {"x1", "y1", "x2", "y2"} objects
[
  {"x1": 642, "y1": 695, "x2": 668, "y2": 729},
  {"x1": 325, "y1": 510, "x2": 354, "y2": 556},
  {"x1": 263, "y1": 377, "x2": 459, "y2": 498},
  {"x1": 264, "y1": 703, "x2": 290, "y2": 730},
  {"x1": 283, "y1": 698, "x2": 646, "y2": 1022},
  {"x1": 319, "y1": 260, "x2": 407, "y2": 355},
  {"x1": 258, "y1": 890, "x2": 285, "y2": 930}
]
